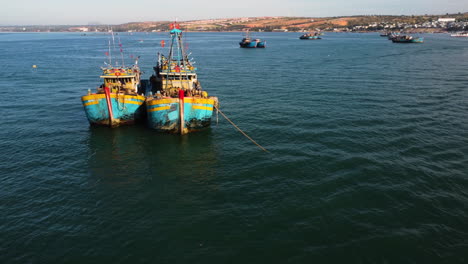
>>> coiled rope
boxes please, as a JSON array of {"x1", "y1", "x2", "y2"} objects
[{"x1": 214, "y1": 105, "x2": 269, "y2": 153}]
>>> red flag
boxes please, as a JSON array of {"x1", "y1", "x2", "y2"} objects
[
  {"x1": 105, "y1": 52, "x2": 109, "y2": 56},
  {"x1": 170, "y1": 22, "x2": 180, "y2": 30}
]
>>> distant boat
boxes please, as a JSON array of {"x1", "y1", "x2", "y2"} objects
[
  {"x1": 299, "y1": 32, "x2": 321, "y2": 40},
  {"x1": 451, "y1": 32, "x2": 468, "y2": 37},
  {"x1": 147, "y1": 23, "x2": 218, "y2": 134},
  {"x1": 388, "y1": 32, "x2": 400, "y2": 40},
  {"x1": 391, "y1": 35, "x2": 424, "y2": 43},
  {"x1": 239, "y1": 31, "x2": 266, "y2": 48},
  {"x1": 380, "y1": 32, "x2": 390, "y2": 37},
  {"x1": 256, "y1": 40, "x2": 266, "y2": 48}
]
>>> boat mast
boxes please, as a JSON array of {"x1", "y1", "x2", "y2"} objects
[
  {"x1": 175, "y1": 28, "x2": 183, "y2": 90},
  {"x1": 164, "y1": 25, "x2": 177, "y2": 91},
  {"x1": 117, "y1": 35, "x2": 125, "y2": 68},
  {"x1": 108, "y1": 39, "x2": 112, "y2": 66}
]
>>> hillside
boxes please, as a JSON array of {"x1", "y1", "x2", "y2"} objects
[
  {"x1": 1, "y1": 13, "x2": 467, "y2": 32},
  {"x1": 111, "y1": 13, "x2": 468, "y2": 32}
]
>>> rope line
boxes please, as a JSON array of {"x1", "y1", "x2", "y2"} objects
[{"x1": 214, "y1": 106, "x2": 269, "y2": 153}]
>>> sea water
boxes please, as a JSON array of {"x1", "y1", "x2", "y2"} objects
[{"x1": 0, "y1": 32, "x2": 467, "y2": 263}]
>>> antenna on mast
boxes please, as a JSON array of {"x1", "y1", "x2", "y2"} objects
[
  {"x1": 108, "y1": 39, "x2": 112, "y2": 66},
  {"x1": 106, "y1": 26, "x2": 112, "y2": 66},
  {"x1": 117, "y1": 34, "x2": 125, "y2": 67},
  {"x1": 110, "y1": 27, "x2": 117, "y2": 66}
]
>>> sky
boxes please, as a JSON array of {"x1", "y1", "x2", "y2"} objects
[{"x1": 0, "y1": 0, "x2": 467, "y2": 25}]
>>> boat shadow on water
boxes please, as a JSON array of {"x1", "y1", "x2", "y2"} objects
[{"x1": 86, "y1": 126, "x2": 219, "y2": 185}]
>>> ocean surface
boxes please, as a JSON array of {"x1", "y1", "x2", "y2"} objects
[{"x1": 0, "y1": 32, "x2": 467, "y2": 263}]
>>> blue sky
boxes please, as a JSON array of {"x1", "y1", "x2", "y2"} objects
[{"x1": 1, "y1": 0, "x2": 467, "y2": 25}]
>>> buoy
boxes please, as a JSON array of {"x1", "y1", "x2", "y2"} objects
[{"x1": 32, "y1": 65, "x2": 37, "y2": 68}]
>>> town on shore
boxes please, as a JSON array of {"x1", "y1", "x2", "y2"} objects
[{"x1": 2, "y1": 13, "x2": 467, "y2": 33}]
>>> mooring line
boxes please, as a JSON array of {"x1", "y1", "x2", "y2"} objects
[{"x1": 214, "y1": 106, "x2": 269, "y2": 153}]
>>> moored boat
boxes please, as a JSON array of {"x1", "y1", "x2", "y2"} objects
[
  {"x1": 147, "y1": 23, "x2": 218, "y2": 134},
  {"x1": 239, "y1": 31, "x2": 266, "y2": 48},
  {"x1": 391, "y1": 35, "x2": 424, "y2": 43},
  {"x1": 299, "y1": 32, "x2": 321, "y2": 40},
  {"x1": 388, "y1": 32, "x2": 400, "y2": 40},
  {"x1": 256, "y1": 39, "x2": 266, "y2": 48},
  {"x1": 81, "y1": 64, "x2": 146, "y2": 127},
  {"x1": 451, "y1": 32, "x2": 468, "y2": 37}
]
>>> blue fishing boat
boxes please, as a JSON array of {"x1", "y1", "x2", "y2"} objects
[
  {"x1": 388, "y1": 32, "x2": 400, "y2": 40},
  {"x1": 239, "y1": 31, "x2": 266, "y2": 48},
  {"x1": 256, "y1": 40, "x2": 266, "y2": 48},
  {"x1": 391, "y1": 35, "x2": 424, "y2": 43},
  {"x1": 299, "y1": 32, "x2": 321, "y2": 40},
  {"x1": 147, "y1": 23, "x2": 218, "y2": 134},
  {"x1": 81, "y1": 64, "x2": 146, "y2": 127}
]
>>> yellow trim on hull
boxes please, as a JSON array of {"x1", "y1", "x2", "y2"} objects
[
  {"x1": 82, "y1": 99, "x2": 143, "y2": 106},
  {"x1": 147, "y1": 98, "x2": 179, "y2": 105},
  {"x1": 147, "y1": 98, "x2": 214, "y2": 105},
  {"x1": 83, "y1": 101, "x2": 99, "y2": 106},
  {"x1": 82, "y1": 93, "x2": 145, "y2": 101},
  {"x1": 184, "y1": 98, "x2": 215, "y2": 104},
  {"x1": 147, "y1": 106, "x2": 171, "y2": 112},
  {"x1": 117, "y1": 100, "x2": 144, "y2": 105},
  {"x1": 192, "y1": 105, "x2": 213, "y2": 111}
]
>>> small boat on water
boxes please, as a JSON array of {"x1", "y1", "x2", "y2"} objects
[
  {"x1": 388, "y1": 32, "x2": 400, "y2": 40},
  {"x1": 299, "y1": 32, "x2": 321, "y2": 40},
  {"x1": 256, "y1": 40, "x2": 266, "y2": 48},
  {"x1": 451, "y1": 32, "x2": 468, "y2": 37},
  {"x1": 81, "y1": 64, "x2": 146, "y2": 127},
  {"x1": 380, "y1": 32, "x2": 390, "y2": 37},
  {"x1": 147, "y1": 23, "x2": 218, "y2": 134},
  {"x1": 239, "y1": 31, "x2": 266, "y2": 48},
  {"x1": 391, "y1": 35, "x2": 424, "y2": 43}
]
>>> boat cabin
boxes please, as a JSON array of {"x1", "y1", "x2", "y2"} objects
[
  {"x1": 99, "y1": 67, "x2": 140, "y2": 94},
  {"x1": 153, "y1": 57, "x2": 200, "y2": 94},
  {"x1": 159, "y1": 71, "x2": 199, "y2": 91}
]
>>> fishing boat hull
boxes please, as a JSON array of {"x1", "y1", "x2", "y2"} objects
[
  {"x1": 256, "y1": 41, "x2": 266, "y2": 48},
  {"x1": 299, "y1": 36, "x2": 321, "y2": 40},
  {"x1": 146, "y1": 97, "x2": 217, "y2": 133},
  {"x1": 451, "y1": 34, "x2": 468, "y2": 37},
  {"x1": 239, "y1": 41, "x2": 258, "y2": 48},
  {"x1": 81, "y1": 93, "x2": 146, "y2": 126},
  {"x1": 392, "y1": 37, "x2": 424, "y2": 43}
]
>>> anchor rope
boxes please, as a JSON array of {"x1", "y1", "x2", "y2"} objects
[{"x1": 214, "y1": 105, "x2": 269, "y2": 153}]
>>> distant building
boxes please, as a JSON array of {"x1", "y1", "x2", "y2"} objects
[
  {"x1": 69, "y1": 27, "x2": 89, "y2": 32},
  {"x1": 438, "y1": 18, "x2": 456, "y2": 22}
]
